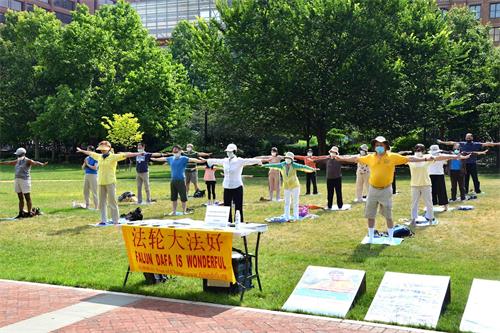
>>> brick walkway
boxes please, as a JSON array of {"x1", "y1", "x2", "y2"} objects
[{"x1": 0, "y1": 280, "x2": 438, "y2": 333}]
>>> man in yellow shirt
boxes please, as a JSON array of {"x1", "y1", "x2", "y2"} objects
[
  {"x1": 408, "y1": 144, "x2": 469, "y2": 227},
  {"x1": 335, "y1": 136, "x2": 430, "y2": 244},
  {"x1": 77, "y1": 141, "x2": 145, "y2": 225}
]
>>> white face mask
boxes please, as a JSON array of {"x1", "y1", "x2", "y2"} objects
[
  {"x1": 285, "y1": 159, "x2": 292, "y2": 164},
  {"x1": 174, "y1": 152, "x2": 181, "y2": 158},
  {"x1": 271, "y1": 152, "x2": 277, "y2": 157},
  {"x1": 415, "y1": 152, "x2": 423, "y2": 158},
  {"x1": 227, "y1": 151, "x2": 235, "y2": 158},
  {"x1": 307, "y1": 152, "x2": 313, "y2": 157},
  {"x1": 431, "y1": 151, "x2": 439, "y2": 156},
  {"x1": 137, "y1": 148, "x2": 144, "y2": 153},
  {"x1": 360, "y1": 151, "x2": 367, "y2": 156},
  {"x1": 186, "y1": 147, "x2": 192, "y2": 152},
  {"x1": 330, "y1": 152, "x2": 337, "y2": 157}
]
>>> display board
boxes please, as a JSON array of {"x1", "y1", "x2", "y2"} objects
[{"x1": 460, "y1": 279, "x2": 500, "y2": 333}]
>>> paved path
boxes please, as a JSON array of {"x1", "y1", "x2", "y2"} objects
[{"x1": 0, "y1": 280, "x2": 438, "y2": 333}]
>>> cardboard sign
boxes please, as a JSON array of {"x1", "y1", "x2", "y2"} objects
[
  {"x1": 460, "y1": 279, "x2": 500, "y2": 333},
  {"x1": 282, "y1": 266, "x2": 366, "y2": 317},
  {"x1": 122, "y1": 225, "x2": 235, "y2": 282},
  {"x1": 204, "y1": 205, "x2": 230, "y2": 226},
  {"x1": 365, "y1": 272, "x2": 450, "y2": 328}
]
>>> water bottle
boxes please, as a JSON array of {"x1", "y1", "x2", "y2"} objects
[{"x1": 234, "y1": 210, "x2": 241, "y2": 229}]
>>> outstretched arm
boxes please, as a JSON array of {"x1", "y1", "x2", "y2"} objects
[
  {"x1": 76, "y1": 147, "x2": 93, "y2": 156},
  {"x1": 437, "y1": 139, "x2": 457, "y2": 146},
  {"x1": 197, "y1": 152, "x2": 212, "y2": 157},
  {"x1": 472, "y1": 149, "x2": 489, "y2": 155},
  {"x1": 294, "y1": 163, "x2": 315, "y2": 173},
  {"x1": 482, "y1": 142, "x2": 500, "y2": 147},
  {"x1": 242, "y1": 158, "x2": 263, "y2": 166},
  {"x1": 151, "y1": 157, "x2": 168, "y2": 162},
  {"x1": 189, "y1": 158, "x2": 206, "y2": 164},
  {"x1": 29, "y1": 159, "x2": 48, "y2": 167},
  {"x1": 0, "y1": 160, "x2": 17, "y2": 166},
  {"x1": 434, "y1": 154, "x2": 471, "y2": 161},
  {"x1": 334, "y1": 155, "x2": 359, "y2": 164}
]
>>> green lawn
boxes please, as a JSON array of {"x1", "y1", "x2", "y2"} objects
[{"x1": 0, "y1": 164, "x2": 499, "y2": 332}]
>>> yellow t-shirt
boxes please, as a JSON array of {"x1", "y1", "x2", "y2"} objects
[
  {"x1": 358, "y1": 152, "x2": 409, "y2": 188},
  {"x1": 90, "y1": 152, "x2": 127, "y2": 185},
  {"x1": 408, "y1": 161, "x2": 434, "y2": 186}
]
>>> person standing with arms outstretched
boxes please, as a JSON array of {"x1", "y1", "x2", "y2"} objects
[
  {"x1": 262, "y1": 152, "x2": 315, "y2": 221},
  {"x1": 207, "y1": 144, "x2": 262, "y2": 222},
  {"x1": 151, "y1": 145, "x2": 205, "y2": 215},
  {"x1": 354, "y1": 144, "x2": 370, "y2": 203},
  {"x1": 183, "y1": 143, "x2": 211, "y2": 196},
  {"x1": 82, "y1": 145, "x2": 98, "y2": 209},
  {"x1": 0, "y1": 148, "x2": 48, "y2": 218},
  {"x1": 255, "y1": 147, "x2": 284, "y2": 201},
  {"x1": 77, "y1": 141, "x2": 143, "y2": 225},
  {"x1": 135, "y1": 142, "x2": 163, "y2": 205},
  {"x1": 438, "y1": 134, "x2": 498, "y2": 194},
  {"x1": 334, "y1": 136, "x2": 430, "y2": 244},
  {"x1": 295, "y1": 148, "x2": 325, "y2": 195}
]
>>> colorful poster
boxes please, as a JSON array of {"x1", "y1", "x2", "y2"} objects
[
  {"x1": 365, "y1": 272, "x2": 450, "y2": 328},
  {"x1": 282, "y1": 266, "x2": 366, "y2": 317},
  {"x1": 122, "y1": 226, "x2": 235, "y2": 283},
  {"x1": 460, "y1": 279, "x2": 500, "y2": 333}
]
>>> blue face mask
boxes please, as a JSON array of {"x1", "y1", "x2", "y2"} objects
[
  {"x1": 375, "y1": 146, "x2": 385, "y2": 155},
  {"x1": 454, "y1": 149, "x2": 460, "y2": 154}
]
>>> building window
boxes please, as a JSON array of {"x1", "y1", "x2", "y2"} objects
[
  {"x1": 469, "y1": 5, "x2": 481, "y2": 20},
  {"x1": 0, "y1": 0, "x2": 8, "y2": 8},
  {"x1": 491, "y1": 27, "x2": 500, "y2": 43},
  {"x1": 491, "y1": 3, "x2": 500, "y2": 19},
  {"x1": 9, "y1": 0, "x2": 22, "y2": 10},
  {"x1": 25, "y1": 3, "x2": 34, "y2": 11},
  {"x1": 55, "y1": 11, "x2": 72, "y2": 24},
  {"x1": 53, "y1": 0, "x2": 75, "y2": 10}
]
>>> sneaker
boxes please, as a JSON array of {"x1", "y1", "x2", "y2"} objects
[{"x1": 97, "y1": 222, "x2": 107, "y2": 226}]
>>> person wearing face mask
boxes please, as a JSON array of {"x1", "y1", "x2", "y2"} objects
[
  {"x1": 135, "y1": 143, "x2": 164, "y2": 205},
  {"x1": 427, "y1": 145, "x2": 449, "y2": 211},
  {"x1": 354, "y1": 144, "x2": 370, "y2": 203},
  {"x1": 334, "y1": 136, "x2": 432, "y2": 244},
  {"x1": 82, "y1": 145, "x2": 99, "y2": 210},
  {"x1": 316, "y1": 146, "x2": 345, "y2": 210},
  {"x1": 437, "y1": 133, "x2": 499, "y2": 194},
  {"x1": 207, "y1": 144, "x2": 262, "y2": 222},
  {"x1": 448, "y1": 143, "x2": 467, "y2": 202},
  {"x1": 151, "y1": 145, "x2": 205, "y2": 215},
  {"x1": 261, "y1": 152, "x2": 315, "y2": 221},
  {"x1": 77, "y1": 141, "x2": 144, "y2": 225},
  {"x1": 255, "y1": 147, "x2": 284, "y2": 201},
  {"x1": 407, "y1": 144, "x2": 469, "y2": 226},
  {"x1": 182, "y1": 143, "x2": 212, "y2": 196},
  {"x1": 0, "y1": 148, "x2": 48, "y2": 218},
  {"x1": 295, "y1": 148, "x2": 325, "y2": 195}
]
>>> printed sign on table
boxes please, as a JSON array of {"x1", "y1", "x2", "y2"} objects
[
  {"x1": 122, "y1": 225, "x2": 235, "y2": 282},
  {"x1": 204, "y1": 205, "x2": 231, "y2": 226},
  {"x1": 460, "y1": 279, "x2": 500, "y2": 333},
  {"x1": 364, "y1": 272, "x2": 450, "y2": 328},
  {"x1": 282, "y1": 266, "x2": 366, "y2": 317}
]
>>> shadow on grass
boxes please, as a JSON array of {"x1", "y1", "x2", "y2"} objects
[
  {"x1": 47, "y1": 224, "x2": 91, "y2": 236},
  {"x1": 348, "y1": 243, "x2": 387, "y2": 263}
]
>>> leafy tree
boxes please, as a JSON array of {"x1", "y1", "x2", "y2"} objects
[{"x1": 101, "y1": 113, "x2": 143, "y2": 149}]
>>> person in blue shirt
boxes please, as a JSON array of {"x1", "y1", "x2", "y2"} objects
[
  {"x1": 135, "y1": 143, "x2": 164, "y2": 204},
  {"x1": 82, "y1": 145, "x2": 98, "y2": 209},
  {"x1": 151, "y1": 145, "x2": 205, "y2": 215},
  {"x1": 438, "y1": 133, "x2": 498, "y2": 194}
]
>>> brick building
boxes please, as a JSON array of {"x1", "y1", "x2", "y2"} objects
[{"x1": 437, "y1": 0, "x2": 500, "y2": 45}]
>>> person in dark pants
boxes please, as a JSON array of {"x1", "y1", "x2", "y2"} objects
[
  {"x1": 438, "y1": 134, "x2": 498, "y2": 194},
  {"x1": 207, "y1": 144, "x2": 262, "y2": 222},
  {"x1": 295, "y1": 149, "x2": 325, "y2": 195},
  {"x1": 317, "y1": 146, "x2": 344, "y2": 210},
  {"x1": 428, "y1": 145, "x2": 449, "y2": 210},
  {"x1": 448, "y1": 144, "x2": 467, "y2": 201}
]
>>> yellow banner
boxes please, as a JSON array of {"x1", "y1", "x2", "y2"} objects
[{"x1": 122, "y1": 226, "x2": 235, "y2": 283}]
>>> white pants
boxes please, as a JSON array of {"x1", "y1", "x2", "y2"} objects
[
  {"x1": 411, "y1": 186, "x2": 433, "y2": 220},
  {"x1": 355, "y1": 172, "x2": 369, "y2": 201},
  {"x1": 284, "y1": 187, "x2": 300, "y2": 220}
]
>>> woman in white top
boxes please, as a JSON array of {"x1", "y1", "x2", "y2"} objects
[
  {"x1": 427, "y1": 145, "x2": 449, "y2": 210},
  {"x1": 207, "y1": 144, "x2": 262, "y2": 222}
]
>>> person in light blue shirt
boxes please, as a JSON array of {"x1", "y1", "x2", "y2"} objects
[{"x1": 151, "y1": 145, "x2": 204, "y2": 215}]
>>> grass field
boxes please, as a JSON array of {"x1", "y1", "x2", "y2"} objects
[{"x1": 0, "y1": 164, "x2": 499, "y2": 332}]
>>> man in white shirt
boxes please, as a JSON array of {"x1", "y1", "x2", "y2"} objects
[{"x1": 207, "y1": 144, "x2": 262, "y2": 222}]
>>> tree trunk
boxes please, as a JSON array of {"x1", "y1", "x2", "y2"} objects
[
  {"x1": 34, "y1": 138, "x2": 40, "y2": 160},
  {"x1": 204, "y1": 107, "x2": 208, "y2": 149},
  {"x1": 316, "y1": 129, "x2": 327, "y2": 155},
  {"x1": 51, "y1": 142, "x2": 56, "y2": 161}
]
